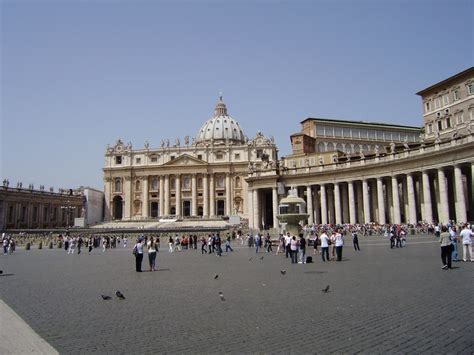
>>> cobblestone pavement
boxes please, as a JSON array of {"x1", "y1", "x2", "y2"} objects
[{"x1": 1, "y1": 235, "x2": 473, "y2": 354}]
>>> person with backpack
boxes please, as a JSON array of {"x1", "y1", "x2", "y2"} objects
[
  {"x1": 298, "y1": 234, "x2": 306, "y2": 264},
  {"x1": 132, "y1": 237, "x2": 145, "y2": 272},
  {"x1": 352, "y1": 230, "x2": 360, "y2": 251}
]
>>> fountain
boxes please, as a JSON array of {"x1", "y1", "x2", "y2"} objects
[{"x1": 276, "y1": 188, "x2": 309, "y2": 235}]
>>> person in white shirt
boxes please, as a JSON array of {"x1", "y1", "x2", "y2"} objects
[
  {"x1": 133, "y1": 237, "x2": 145, "y2": 272},
  {"x1": 335, "y1": 230, "x2": 344, "y2": 261},
  {"x1": 320, "y1": 231, "x2": 330, "y2": 262},
  {"x1": 459, "y1": 224, "x2": 474, "y2": 262},
  {"x1": 284, "y1": 232, "x2": 292, "y2": 259}
]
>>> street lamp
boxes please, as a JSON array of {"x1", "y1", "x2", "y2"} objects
[{"x1": 60, "y1": 200, "x2": 77, "y2": 230}]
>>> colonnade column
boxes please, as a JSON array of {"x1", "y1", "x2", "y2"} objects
[
  {"x1": 362, "y1": 179, "x2": 371, "y2": 223},
  {"x1": 202, "y1": 174, "x2": 209, "y2": 217},
  {"x1": 348, "y1": 181, "x2": 356, "y2": 224},
  {"x1": 104, "y1": 179, "x2": 111, "y2": 221},
  {"x1": 248, "y1": 189, "x2": 254, "y2": 228},
  {"x1": 437, "y1": 169, "x2": 449, "y2": 224},
  {"x1": 191, "y1": 174, "x2": 197, "y2": 216},
  {"x1": 342, "y1": 184, "x2": 349, "y2": 224},
  {"x1": 334, "y1": 183, "x2": 342, "y2": 224},
  {"x1": 226, "y1": 173, "x2": 232, "y2": 216},
  {"x1": 407, "y1": 173, "x2": 417, "y2": 224},
  {"x1": 209, "y1": 174, "x2": 215, "y2": 216},
  {"x1": 306, "y1": 185, "x2": 314, "y2": 225},
  {"x1": 253, "y1": 189, "x2": 260, "y2": 230},
  {"x1": 314, "y1": 186, "x2": 320, "y2": 224},
  {"x1": 377, "y1": 178, "x2": 386, "y2": 224},
  {"x1": 142, "y1": 178, "x2": 149, "y2": 218},
  {"x1": 391, "y1": 176, "x2": 401, "y2": 224},
  {"x1": 164, "y1": 175, "x2": 170, "y2": 215},
  {"x1": 272, "y1": 186, "x2": 279, "y2": 229},
  {"x1": 320, "y1": 184, "x2": 328, "y2": 224},
  {"x1": 422, "y1": 171, "x2": 433, "y2": 223},
  {"x1": 454, "y1": 165, "x2": 467, "y2": 223}
]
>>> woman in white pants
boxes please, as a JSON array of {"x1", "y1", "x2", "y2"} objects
[{"x1": 460, "y1": 225, "x2": 473, "y2": 262}]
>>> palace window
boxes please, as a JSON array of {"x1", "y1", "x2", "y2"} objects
[
  {"x1": 151, "y1": 156, "x2": 158, "y2": 163},
  {"x1": 136, "y1": 158, "x2": 141, "y2": 164},
  {"x1": 334, "y1": 127, "x2": 342, "y2": 137},
  {"x1": 234, "y1": 153, "x2": 240, "y2": 160},
  {"x1": 115, "y1": 156, "x2": 122, "y2": 165},
  {"x1": 442, "y1": 94, "x2": 449, "y2": 106},
  {"x1": 343, "y1": 128, "x2": 351, "y2": 138},
  {"x1": 216, "y1": 153, "x2": 224, "y2": 160},
  {"x1": 376, "y1": 130, "x2": 383, "y2": 140},
  {"x1": 114, "y1": 178, "x2": 122, "y2": 192},
  {"x1": 434, "y1": 97, "x2": 441, "y2": 109},
  {"x1": 456, "y1": 112, "x2": 464, "y2": 125},
  {"x1": 446, "y1": 118, "x2": 452, "y2": 128},
  {"x1": 437, "y1": 121, "x2": 442, "y2": 131},
  {"x1": 384, "y1": 131, "x2": 392, "y2": 140},
  {"x1": 453, "y1": 90, "x2": 460, "y2": 101},
  {"x1": 468, "y1": 83, "x2": 474, "y2": 95},
  {"x1": 427, "y1": 123, "x2": 433, "y2": 134},
  {"x1": 368, "y1": 130, "x2": 375, "y2": 139},
  {"x1": 197, "y1": 154, "x2": 203, "y2": 160},
  {"x1": 352, "y1": 129, "x2": 360, "y2": 139},
  {"x1": 256, "y1": 149, "x2": 263, "y2": 158},
  {"x1": 425, "y1": 102, "x2": 430, "y2": 112},
  {"x1": 316, "y1": 125, "x2": 325, "y2": 136},
  {"x1": 360, "y1": 129, "x2": 368, "y2": 139},
  {"x1": 325, "y1": 126, "x2": 334, "y2": 137}
]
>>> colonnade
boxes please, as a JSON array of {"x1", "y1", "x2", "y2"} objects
[{"x1": 250, "y1": 163, "x2": 472, "y2": 229}]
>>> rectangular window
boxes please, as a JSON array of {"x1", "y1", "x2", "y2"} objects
[
  {"x1": 468, "y1": 83, "x2": 474, "y2": 95},
  {"x1": 325, "y1": 126, "x2": 334, "y2": 137},
  {"x1": 442, "y1": 94, "x2": 449, "y2": 106},
  {"x1": 456, "y1": 113, "x2": 463, "y2": 124},
  {"x1": 384, "y1": 131, "x2": 392, "y2": 141},
  {"x1": 115, "y1": 156, "x2": 122, "y2": 164},
  {"x1": 437, "y1": 121, "x2": 442, "y2": 131},
  {"x1": 368, "y1": 130, "x2": 375, "y2": 139},
  {"x1": 453, "y1": 90, "x2": 460, "y2": 101},
  {"x1": 135, "y1": 158, "x2": 141, "y2": 164},
  {"x1": 216, "y1": 153, "x2": 223, "y2": 160},
  {"x1": 234, "y1": 153, "x2": 240, "y2": 160},
  {"x1": 170, "y1": 156, "x2": 175, "y2": 161},
  {"x1": 427, "y1": 123, "x2": 432, "y2": 134},
  {"x1": 316, "y1": 125, "x2": 325, "y2": 136},
  {"x1": 343, "y1": 128, "x2": 351, "y2": 138},
  {"x1": 425, "y1": 102, "x2": 430, "y2": 112},
  {"x1": 197, "y1": 154, "x2": 203, "y2": 160},
  {"x1": 360, "y1": 129, "x2": 368, "y2": 139},
  {"x1": 256, "y1": 150, "x2": 263, "y2": 158},
  {"x1": 151, "y1": 156, "x2": 157, "y2": 163},
  {"x1": 334, "y1": 127, "x2": 342, "y2": 137},
  {"x1": 446, "y1": 118, "x2": 451, "y2": 128},
  {"x1": 376, "y1": 130, "x2": 383, "y2": 140},
  {"x1": 434, "y1": 98, "x2": 441, "y2": 109},
  {"x1": 216, "y1": 177, "x2": 225, "y2": 188},
  {"x1": 351, "y1": 129, "x2": 360, "y2": 138}
]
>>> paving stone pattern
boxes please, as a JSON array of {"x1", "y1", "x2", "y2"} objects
[{"x1": 0, "y1": 235, "x2": 473, "y2": 354}]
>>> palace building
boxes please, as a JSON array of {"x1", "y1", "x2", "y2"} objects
[
  {"x1": 246, "y1": 68, "x2": 474, "y2": 230},
  {"x1": 103, "y1": 96, "x2": 277, "y2": 222}
]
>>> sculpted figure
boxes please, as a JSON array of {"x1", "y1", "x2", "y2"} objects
[
  {"x1": 144, "y1": 140, "x2": 149, "y2": 149},
  {"x1": 184, "y1": 136, "x2": 190, "y2": 146},
  {"x1": 390, "y1": 141, "x2": 396, "y2": 154}
]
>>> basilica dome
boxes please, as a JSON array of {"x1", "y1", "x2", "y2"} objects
[{"x1": 196, "y1": 96, "x2": 246, "y2": 145}]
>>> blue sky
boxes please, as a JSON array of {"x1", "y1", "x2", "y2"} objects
[{"x1": 1, "y1": 0, "x2": 472, "y2": 191}]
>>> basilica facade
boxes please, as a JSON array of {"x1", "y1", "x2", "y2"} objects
[{"x1": 103, "y1": 96, "x2": 277, "y2": 222}]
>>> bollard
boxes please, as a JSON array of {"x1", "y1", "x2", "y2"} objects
[
  {"x1": 25, "y1": 242, "x2": 31, "y2": 250},
  {"x1": 57, "y1": 240, "x2": 63, "y2": 249},
  {"x1": 38, "y1": 241, "x2": 43, "y2": 249},
  {"x1": 49, "y1": 241, "x2": 53, "y2": 249}
]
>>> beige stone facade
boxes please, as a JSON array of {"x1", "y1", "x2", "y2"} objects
[
  {"x1": 0, "y1": 183, "x2": 83, "y2": 230},
  {"x1": 103, "y1": 97, "x2": 277, "y2": 222},
  {"x1": 246, "y1": 68, "x2": 474, "y2": 230}
]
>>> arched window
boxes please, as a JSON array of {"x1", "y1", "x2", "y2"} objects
[
  {"x1": 170, "y1": 178, "x2": 175, "y2": 190},
  {"x1": 317, "y1": 142, "x2": 325, "y2": 152},
  {"x1": 151, "y1": 177, "x2": 158, "y2": 190},
  {"x1": 114, "y1": 178, "x2": 122, "y2": 192},
  {"x1": 326, "y1": 142, "x2": 334, "y2": 151},
  {"x1": 135, "y1": 180, "x2": 141, "y2": 191},
  {"x1": 235, "y1": 176, "x2": 241, "y2": 188}
]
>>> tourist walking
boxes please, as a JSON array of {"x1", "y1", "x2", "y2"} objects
[
  {"x1": 88, "y1": 237, "x2": 93, "y2": 253},
  {"x1": 147, "y1": 237, "x2": 157, "y2": 271},
  {"x1": 133, "y1": 237, "x2": 145, "y2": 272},
  {"x1": 201, "y1": 236, "x2": 208, "y2": 254},
  {"x1": 313, "y1": 234, "x2": 319, "y2": 255},
  {"x1": 225, "y1": 235, "x2": 234, "y2": 252},
  {"x1": 68, "y1": 237, "x2": 76, "y2": 255},
  {"x1": 265, "y1": 234, "x2": 273, "y2": 253},
  {"x1": 439, "y1": 227, "x2": 452, "y2": 270},
  {"x1": 460, "y1": 224, "x2": 473, "y2": 262},
  {"x1": 449, "y1": 227, "x2": 459, "y2": 262},
  {"x1": 290, "y1": 236, "x2": 298, "y2": 264},
  {"x1": 352, "y1": 230, "x2": 360, "y2": 251},
  {"x1": 168, "y1": 236, "x2": 174, "y2": 253},
  {"x1": 335, "y1": 229, "x2": 344, "y2": 261},
  {"x1": 320, "y1": 230, "x2": 330, "y2": 262},
  {"x1": 298, "y1": 234, "x2": 306, "y2": 264}
]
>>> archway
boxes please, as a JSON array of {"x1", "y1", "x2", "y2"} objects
[{"x1": 113, "y1": 196, "x2": 123, "y2": 220}]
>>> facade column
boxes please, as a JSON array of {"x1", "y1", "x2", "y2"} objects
[
  {"x1": 306, "y1": 185, "x2": 314, "y2": 225},
  {"x1": 348, "y1": 181, "x2": 356, "y2": 224},
  {"x1": 123, "y1": 176, "x2": 131, "y2": 220},
  {"x1": 342, "y1": 184, "x2": 349, "y2": 223},
  {"x1": 226, "y1": 173, "x2": 232, "y2": 216},
  {"x1": 175, "y1": 175, "x2": 181, "y2": 217},
  {"x1": 454, "y1": 165, "x2": 467, "y2": 223},
  {"x1": 334, "y1": 183, "x2": 342, "y2": 224},
  {"x1": 422, "y1": 171, "x2": 433, "y2": 223},
  {"x1": 407, "y1": 173, "x2": 417, "y2": 224},
  {"x1": 159, "y1": 176, "x2": 164, "y2": 216},
  {"x1": 209, "y1": 174, "x2": 215, "y2": 216},
  {"x1": 248, "y1": 189, "x2": 254, "y2": 228},
  {"x1": 142, "y1": 177, "x2": 149, "y2": 218},
  {"x1": 362, "y1": 179, "x2": 371, "y2": 223},
  {"x1": 377, "y1": 177, "x2": 386, "y2": 224},
  {"x1": 391, "y1": 176, "x2": 401, "y2": 225},
  {"x1": 320, "y1": 184, "x2": 328, "y2": 224},
  {"x1": 314, "y1": 186, "x2": 320, "y2": 224},
  {"x1": 202, "y1": 174, "x2": 209, "y2": 217},
  {"x1": 438, "y1": 168, "x2": 449, "y2": 224},
  {"x1": 272, "y1": 186, "x2": 279, "y2": 229},
  {"x1": 191, "y1": 174, "x2": 197, "y2": 216},
  {"x1": 164, "y1": 175, "x2": 170, "y2": 215},
  {"x1": 104, "y1": 178, "x2": 111, "y2": 221},
  {"x1": 253, "y1": 189, "x2": 260, "y2": 230}
]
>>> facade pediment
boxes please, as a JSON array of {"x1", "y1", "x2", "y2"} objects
[{"x1": 162, "y1": 154, "x2": 207, "y2": 166}]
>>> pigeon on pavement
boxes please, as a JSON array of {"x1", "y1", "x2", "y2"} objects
[
  {"x1": 116, "y1": 291, "x2": 126, "y2": 299},
  {"x1": 214, "y1": 274, "x2": 219, "y2": 280},
  {"x1": 218, "y1": 292, "x2": 226, "y2": 301},
  {"x1": 322, "y1": 285, "x2": 330, "y2": 293},
  {"x1": 280, "y1": 270, "x2": 286, "y2": 275},
  {"x1": 101, "y1": 295, "x2": 112, "y2": 300}
]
